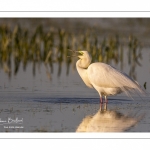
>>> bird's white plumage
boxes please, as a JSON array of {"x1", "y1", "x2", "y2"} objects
[
  {"x1": 76, "y1": 51, "x2": 145, "y2": 99},
  {"x1": 87, "y1": 62, "x2": 143, "y2": 96}
]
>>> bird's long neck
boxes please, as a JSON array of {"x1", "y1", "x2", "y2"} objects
[
  {"x1": 76, "y1": 59, "x2": 86, "y2": 76},
  {"x1": 76, "y1": 60, "x2": 93, "y2": 88}
]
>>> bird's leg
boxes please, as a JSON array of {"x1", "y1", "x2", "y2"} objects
[
  {"x1": 104, "y1": 96, "x2": 108, "y2": 111},
  {"x1": 100, "y1": 95, "x2": 103, "y2": 111}
]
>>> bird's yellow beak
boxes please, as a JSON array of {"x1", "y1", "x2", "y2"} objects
[
  {"x1": 77, "y1": 51, "x2": 83, "y2": 58},
  {"x1": 67, "y1": 50, "x2": 83, "y2": 58},
  {"x1": 78, "y1": 51, "x2": 83, "y2": 55}
]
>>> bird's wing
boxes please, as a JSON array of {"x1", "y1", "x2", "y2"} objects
[{"x1": 87, "y1": 63, "x2": 144, "y2": 94}]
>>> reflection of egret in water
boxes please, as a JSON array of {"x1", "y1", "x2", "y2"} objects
[
  {"x1": 69, "y1": 50, "x2": 145, "y2": 111},
  {"x1": 76, "y1": 110, "x2": 143, "y2": 132}
]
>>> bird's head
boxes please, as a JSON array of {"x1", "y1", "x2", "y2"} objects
[
  {"x1": 77, "y1": 51, "x2": 91, "y2": 59},
  {"x1": 68, "y1": 50, "x2": 92, "y2": 68},
  {"x1": 68, "y1": 50, "x2": 91, "y2": 59}
]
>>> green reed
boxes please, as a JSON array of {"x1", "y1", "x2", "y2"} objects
[{"x1": 0, "y1": 24, "x2": 142, "y2": 80}]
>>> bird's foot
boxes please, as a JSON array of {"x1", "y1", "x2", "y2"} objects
[
  {"x1": 104, "y1": 103, "x2": 107, "y2": 111},
  {"x1": 100, "y1": 102, "x2": 108, "y2": 112},
  {"x1": 100, "y1": 103, "x2": 103, "y2": 112}
]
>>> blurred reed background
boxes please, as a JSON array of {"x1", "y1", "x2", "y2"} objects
[{"x1": 0, "y1": 18, "x2": 149, "y2": 80}]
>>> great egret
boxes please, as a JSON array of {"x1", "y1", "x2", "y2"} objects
[{"x1": 69, "y1": 50, "x2": 145, "y2": 111}]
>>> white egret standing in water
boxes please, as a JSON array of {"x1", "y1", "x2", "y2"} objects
[{"x1": 68, "y1": 50, "x2": 145, "y2": 111}]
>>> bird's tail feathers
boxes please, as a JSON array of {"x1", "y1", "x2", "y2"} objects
[{"x1": 110, "y1": 69, "x2": 147, "y2": 99}]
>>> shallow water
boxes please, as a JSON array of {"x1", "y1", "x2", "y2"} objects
[
  {"x1": 0, "y1": 93, "x2": 149, "y2": 132},
  {"x1": 0, "y1": 46, "x2": 150, "y2": 132}
]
